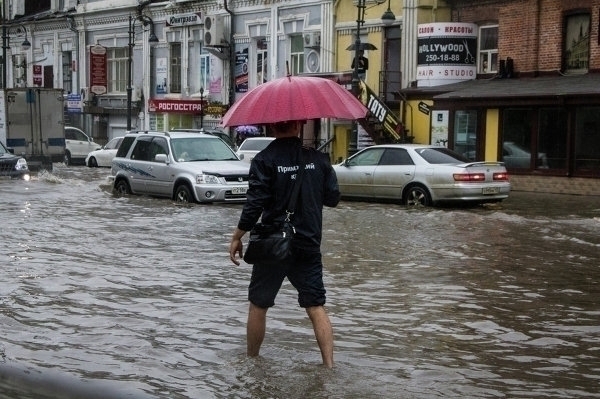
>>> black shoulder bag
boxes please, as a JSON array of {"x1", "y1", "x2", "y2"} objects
[{"x1": 243, "y1": 149, "x2": 306, "y2": 265}]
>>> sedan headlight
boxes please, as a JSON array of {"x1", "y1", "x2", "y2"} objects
[
  {"x1": 196, "y1": 173, "x2": 224, "y2": 184},
  {"x1": 15, "y1": 158, "x2": 29, "y2": 171}
]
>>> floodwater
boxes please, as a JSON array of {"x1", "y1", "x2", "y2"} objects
[{"x1": 1, "y1": 165, "x2": 599, "y2": 399}]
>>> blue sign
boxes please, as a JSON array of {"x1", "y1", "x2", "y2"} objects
[{"x1": 67, "y1": 94, "x2": 82, "y2": 113}]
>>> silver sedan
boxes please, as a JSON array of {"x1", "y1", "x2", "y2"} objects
[{"x1": 333, "y1": 144, "x2": 511, "y2": 207}]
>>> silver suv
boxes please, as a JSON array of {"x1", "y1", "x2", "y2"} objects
[{"x1": 110, "y1": 131, "x2": 249, "y2": 203}]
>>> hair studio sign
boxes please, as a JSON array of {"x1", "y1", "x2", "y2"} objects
[{"x1": 416, "y1": 22, "x2": 477, "y2": 87}]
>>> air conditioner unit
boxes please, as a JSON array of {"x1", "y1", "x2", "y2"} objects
[
  {"x1": 303, "y1": 32, "x2": 321, "y2": 48},
  {"x1": 204, "y1": 15, "x2": 225, "y2": 46}
]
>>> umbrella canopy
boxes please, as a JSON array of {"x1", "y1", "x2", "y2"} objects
[
  {"x1": 235, "y1": 125, "x2": 261, "y2": 135},
  {"x1": 346, "y1": 42, "x2": 378, "y2": 51},
  {"x1": 221, "y1": 75, "x2": 367, "y2": 127}
]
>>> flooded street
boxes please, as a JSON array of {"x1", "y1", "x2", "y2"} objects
[{"x1": 1, "y1": 165, "x2": 599, "y2": 398}]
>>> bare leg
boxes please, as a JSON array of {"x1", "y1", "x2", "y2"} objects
[
  {"x1": 247, "y1": 302, "x2": 268, "y2": 357},
  {"x1": 306, "y1": 305, "x2": 334, "y2": 368}
]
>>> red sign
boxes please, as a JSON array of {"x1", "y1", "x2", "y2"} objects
[
  {"x1": 33, "y1": 65, "x2": 42, "y2": 75},
  {"x1": 89, "y1": 45, "x2": 107, "y2": 95},
  {"x1": 148, "y1": 99, "x2": 206, "y2": 114}
]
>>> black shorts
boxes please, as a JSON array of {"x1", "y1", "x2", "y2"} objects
[{"x1": 248, "y1": 248, "x2": 326, "y2": 309}]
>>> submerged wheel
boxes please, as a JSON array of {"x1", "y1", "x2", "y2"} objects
[
  {"x1": 175, "y1": 184, "x2": 193, "y2": 203},
  {"x1": 88, "y1": 157, "x2": 98, "y2": 167},
  {"x1": 63, "y1": 151, "x2": 72, "y2": 166},
  {"x1": 404, "y1": 186, "x2": 431, "y2": 207},
  {"x1": 114, "y1": 179, "x2": 131, "y2": 196}
]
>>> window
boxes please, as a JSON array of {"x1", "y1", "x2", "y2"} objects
[
  {"x1": 478, "y1": 25, "x2": 498, "y2": 74},
  {"x1": 257, "y1": 39, "x2": 268, "y2": 84},
  {"x1": 348, "y1": 148, "x2": 384, "y2": 166},
  {"x1": 501, "y1": 108, "x2": 566, "y2": 170},
  {"x1": 199, "y1": 54, "x2": 209, "y2": 92},
  {"x1": 62, "y1": 51, "x2": 72, "y2": 93},
  {"x1": 453, "y1": 110, "x2": 477, "y2": 159},
  {"x1": 575, "y1": 107, "x2": 600, "y2": 173},
  {"x1": 563, "y1": 13, "x2": 590, "y2": 73},
  {"x1": 290, "y1": 35, "x2": 304, "y2": 75},
  {"x1": 170, "y1": 43, "x2": 182, "y2": 93},
  {"x1": 538, "y1": 108, "x2": 567, "y2": 169},
  {"x1": 107, "y1": 48, "x2": 128, "y2": 93},
  {"x1": 380, "y1": 148, "x2": 414, "y2": 166}
]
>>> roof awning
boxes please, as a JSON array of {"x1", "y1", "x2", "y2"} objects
[{"x1": 399, "y1": 73, "x2": 600, "y2": 107}]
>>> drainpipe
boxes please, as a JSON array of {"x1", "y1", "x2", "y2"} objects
[
  {"x1": 223, "y1": 0, "x2": 235, "y2": 107},
  {"x1": 66, "y1": 14, "x2": 79, "y2": 93}
]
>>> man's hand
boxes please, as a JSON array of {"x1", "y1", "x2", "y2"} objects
[{"x1": 229, "y1": 228, "x2": 246, "y2": 265}]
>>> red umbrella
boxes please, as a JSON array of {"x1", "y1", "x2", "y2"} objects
[{"x1": 221, "y1": 75, "x2": 367, "y2": 127}]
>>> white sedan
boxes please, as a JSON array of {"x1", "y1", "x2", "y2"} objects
[
  {"x1": 86, "y1": 137, "x2": 124, "y2": 167},
  {"x1": 333, "y1": 144, "x2": 511, "y2": 207},
  {"x1": 235, "y1": 137, "x2": 275, "y2": 163}
]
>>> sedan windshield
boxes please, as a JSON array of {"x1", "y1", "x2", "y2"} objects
[
  {"x1": 414, "y1": 147, "x2": 471, "y2": 164},
  {"x1": 171, "y1": 137, "x2": 239, "y2": 162}
]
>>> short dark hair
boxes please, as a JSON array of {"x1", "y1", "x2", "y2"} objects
[{"x1": 271, "y1": 121, "x2": 297, "y2": 133}]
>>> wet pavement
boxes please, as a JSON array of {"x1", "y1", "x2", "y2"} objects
[{"x1": 0, "y1": 165, "x2": 599, "y2": 398}]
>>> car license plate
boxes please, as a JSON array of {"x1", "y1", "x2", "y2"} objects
[
  {"x1": 482, "y1": 186, "x2": 500, "y2": 195},
  {"x1": 231, "y1": 187, "x2": 247, "y2": 195}
]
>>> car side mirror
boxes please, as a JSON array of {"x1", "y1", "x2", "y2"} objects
[
  {"x1": 155, "y1": 153, "x2": 168, "y2": 164},
  {"x1": 238, "y1": 153, "x2": 244, "y2": 160}
]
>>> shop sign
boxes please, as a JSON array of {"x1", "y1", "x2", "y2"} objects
[
  {"x1": 416, "y1": 22, "x2": 477, "y2": 86},
  {"x1": 166, "y1": 12, "x2": 202, "y2": 27},
  {"x1": 90, "y1": 45, "x2": 107, "y2": 95},
  {"x1": 148, "y1": 99, "x2": 206, "y2": 114}
]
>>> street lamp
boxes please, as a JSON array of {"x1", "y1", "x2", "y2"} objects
[
  {"x1": 199, "y1": 87, "x2": 205, "y2": 128},
  {"x1": 381, "y1": 0, "x2": 396, "y2": 26},
  {"x1": 127, "y1": 14, "x2": 158, "y2": 131},
  {"x1": 349, "y1": 0, "x2": 366, "y2": 154},
  {"x1": 19, "y1": 25, "x2": 31, "y2": 51}
]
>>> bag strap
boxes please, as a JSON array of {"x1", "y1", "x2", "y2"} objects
[{"x1": 284, "y1": 147, "x2": 306, "y2": 221}]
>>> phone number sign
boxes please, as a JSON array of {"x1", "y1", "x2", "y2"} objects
[{"x1": 417, "y1": 22, "x2": 477, "y2": 83}]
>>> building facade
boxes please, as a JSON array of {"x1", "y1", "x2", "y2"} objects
[{"x1": 400, "y1": 0, "x2": 600, "y2": 194}]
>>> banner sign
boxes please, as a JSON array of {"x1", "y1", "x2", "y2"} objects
[
  {"x1": 90, "y1": 45, "x2": 108, "y2": 95},
  {"x1": 148, "y1": 99, "x2": 206, "y2": 114},
  {"x1": 363, "y1": 83, "x2": 402, "y2": 141},
  {"x1": 417, "y1": 22, "x2": 477, "y2": 85}
]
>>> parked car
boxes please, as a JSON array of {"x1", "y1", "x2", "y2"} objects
[
  {"x1": 0, "y1": 140, "x2": 29, "y2": 179},
  {"x1": 64, "y1": 126, "x2": 101, "y2": 166},
  {"x1": 236, "y1": 137, "x2": 275, "y2": 163},
  {"x1": 85, "y1": 137, "x2": 124, "y2": 167},
  {"x1": 110, "y1": 131, "x2": 250, "y2": 203},
  {"x1": 170, "y1": 128, "x2": 236, "y2": 150},
  {"x1": 333, "y1": 144, "x2": 511, "y2": 207}
]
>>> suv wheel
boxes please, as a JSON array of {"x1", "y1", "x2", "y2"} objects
[
  {"x1": 114, "y1": 180, "x2": 131, "y2": 196},
  {"x1": 88, "y1": 157, "x2": 98, "y2": 167},
  {"x1": 64, "y1": 151, "x2": 72, "y2": 166},
  {"x1": 175, "y1": 184, "x2": 193, "y2": 203}
]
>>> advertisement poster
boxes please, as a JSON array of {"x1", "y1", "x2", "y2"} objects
[
  {"x1": 416, "y1": 22, "x2": 477, "y2": 86},
  {"x1": 209, "y1": 54, "x2": 223, "y2": 96},
  {"x1": 235, "y1": 47, "x2": 249, "y2": 93},
  {"x1": 156, "y1": 57, "x2": 168, "y2": 94},
  {"x1": 89, "y1": 45, "x2": 107, "y2": 95}
]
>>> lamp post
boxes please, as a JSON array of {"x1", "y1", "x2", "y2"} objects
[
  {"x1": 199, "y1": 87, "x2": 205, "y2": 128},
  {"x1": 349, "y1": 0, "x2": 366, "y2": 154},
  {"x1": 381, "y1": 0, "x2": 396, "y2": 26},
  {"x1": 127, "y1": 14, "x2": 158, "y2": 131}
]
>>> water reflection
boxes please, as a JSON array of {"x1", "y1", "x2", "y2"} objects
[{"x1": 0, "y1": 166, "x2": 599, "y2": 398}]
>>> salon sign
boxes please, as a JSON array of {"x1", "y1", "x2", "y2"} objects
[{"x1": 416, "y1": 22, "x2": 477, "y2": 86}]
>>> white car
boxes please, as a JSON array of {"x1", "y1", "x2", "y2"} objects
[
  {"x1": 235, "y1": 137, "x2": 275, "y2": 163},
  {"x1": 86, "y1": 137, "x2": 124, "y2": 167},
  {"x1": 333, "y1": 144, "x2": 511, "y2": 207},
  {"x1": 65, "y1": 126, "x2": 101, "y2": 166}
]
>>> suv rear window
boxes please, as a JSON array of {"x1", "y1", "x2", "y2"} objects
[{"x1": 116, "y1": 136, "x2": 137, "y2": 158}]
